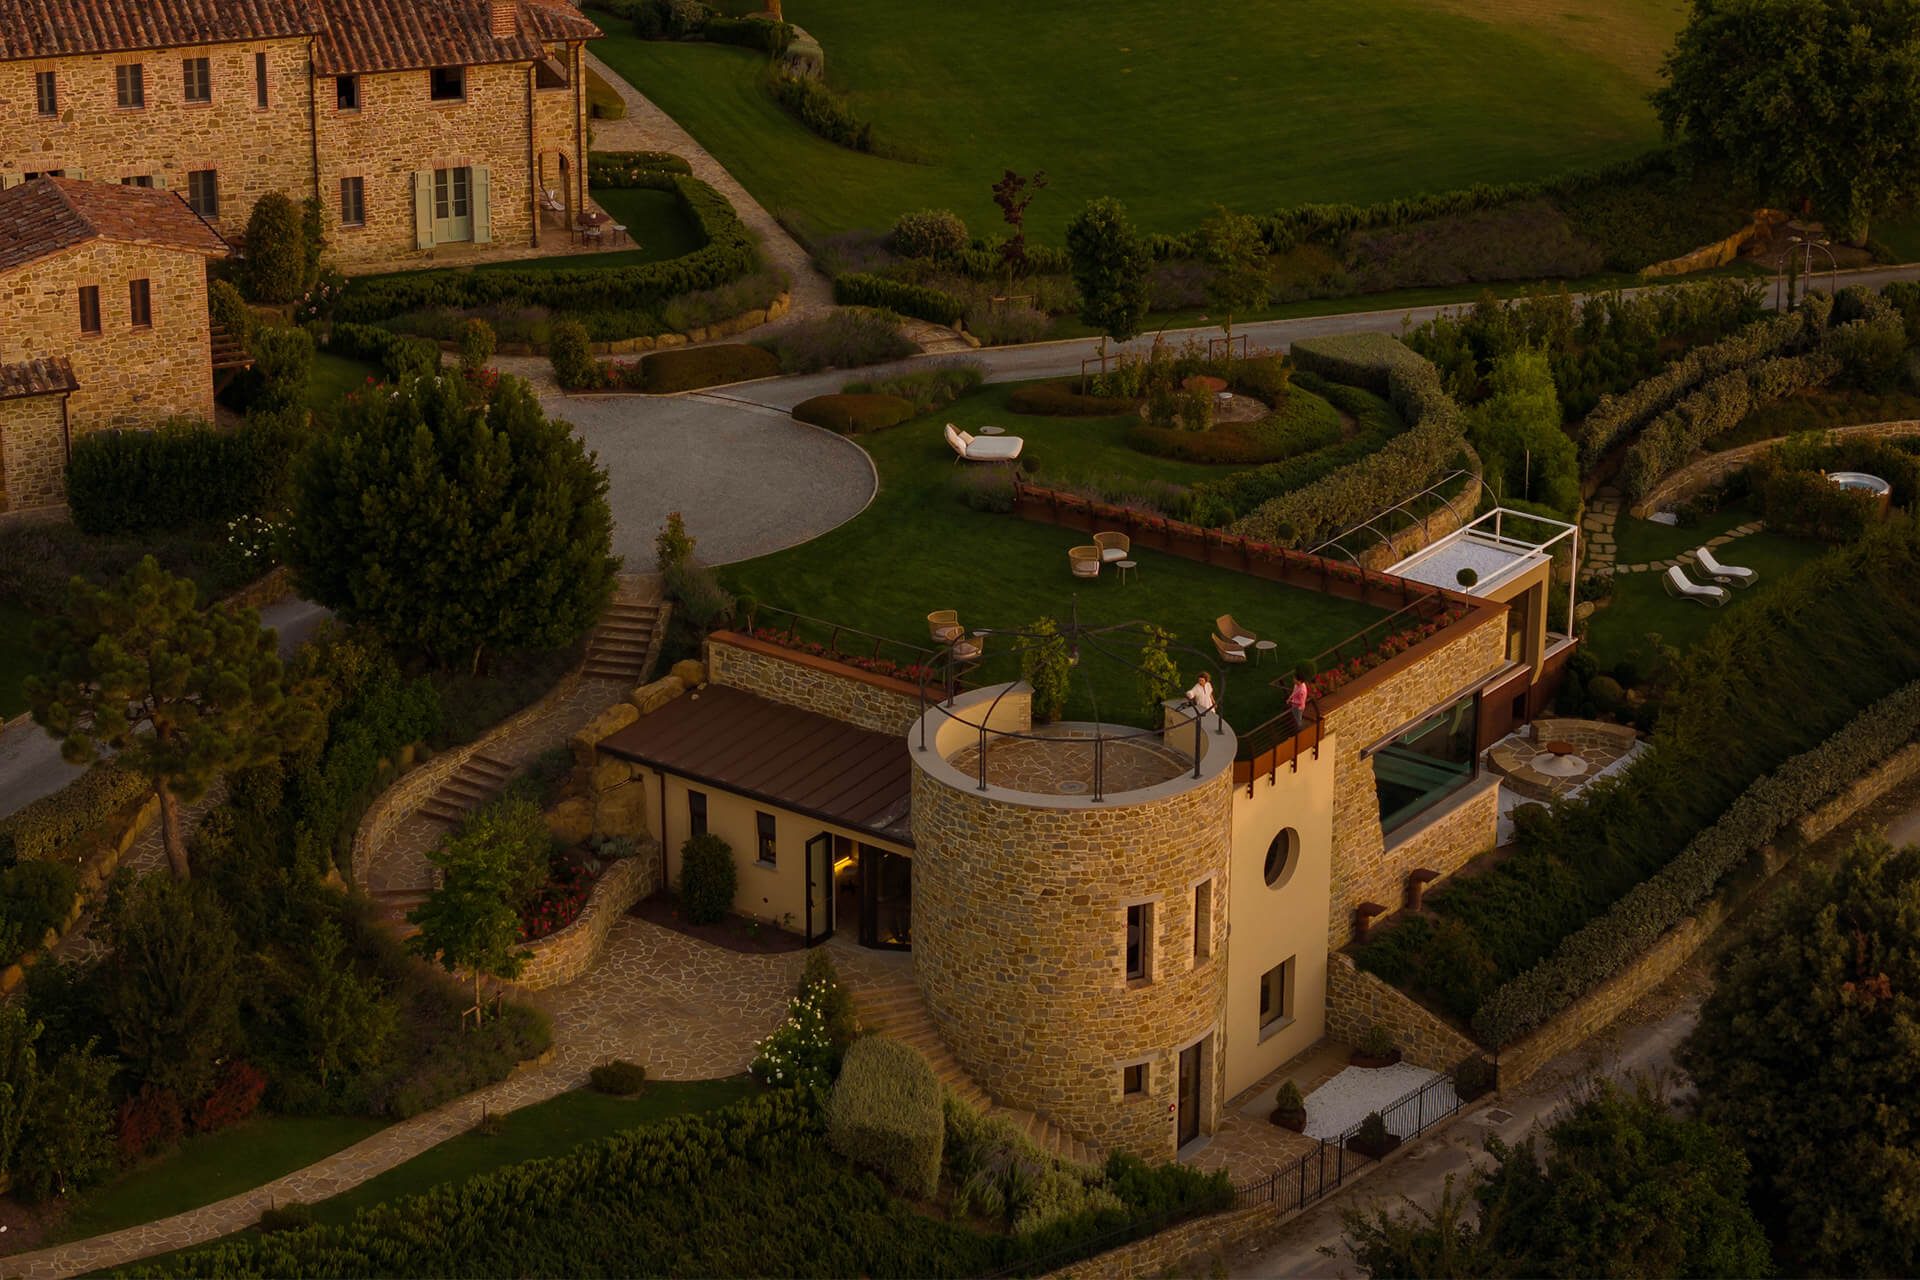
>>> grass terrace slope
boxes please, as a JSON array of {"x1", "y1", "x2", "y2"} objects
[{"x1": 588, "y1": 0, "x2": 1682, "y2": 242}]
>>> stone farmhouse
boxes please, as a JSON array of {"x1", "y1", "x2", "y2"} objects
[
  {"x1": 0, "y1": 0, "x2": 600, "y2": 273},
  {"x1": 0, "y1": 176, "x2": 235, "y2": 511},
  {"x1": 582, "y1": 509, "x2": 1579, "y2": 1162}
]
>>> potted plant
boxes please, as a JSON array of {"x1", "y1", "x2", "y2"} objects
[
  {"x1": 1351, "y1": 1025, "x2": 1402, "y2": 1069},
  {"x1": 1453, "y1": 1055, "x2": 1497, "y2": 1103},
  {"x1": 1346, "y1": 1110, "x2": 1400, "y2": 1159},
  {"x1": 1268, "y1": 1079, "x2": 1307, "y2": 1132}
]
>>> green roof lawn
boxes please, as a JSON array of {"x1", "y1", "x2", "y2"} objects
[{"x1": 722, "y1": 384, "x2": 1386, "y2": 731}]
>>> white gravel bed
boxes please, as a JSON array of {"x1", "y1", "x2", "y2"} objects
[{"x1": 1302, "y1": 1063, "x2": 1456, "y2": 1141}]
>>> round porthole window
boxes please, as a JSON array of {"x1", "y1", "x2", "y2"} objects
[{"x1": 1264, "y1": 828, "x2": 1300, "y2": 888}]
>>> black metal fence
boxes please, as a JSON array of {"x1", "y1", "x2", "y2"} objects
[{"x1": 1229, "y1": 1065, "x2": 1467, "y2": 1215}]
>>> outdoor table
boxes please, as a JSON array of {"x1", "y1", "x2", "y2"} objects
[{"x1": 1253, "y1": 639, "x2": 1277, "y2": 664}]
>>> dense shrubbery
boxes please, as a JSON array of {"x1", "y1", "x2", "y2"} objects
[
  {"x1": 890, "y1": 209, "x2": 969, "y2": 260},
  {"x1": 243, "y1": 193, "x2": 323, "y2": 304},
  {"x1": 0, "y1": 859, "x2": 80, "y2": 967},
  {"x1": 67, "y1": 414, "x2": 300, "y2": 537},
  {"x1": 325, "y1": 322, "x2": 440, "y2": 384},
  {"x1": 1746, "y1": 434, "x2": 1917, "y2": 540},
  {"x1": 586, "y1": 150, "x2": 692, "y2": 181},
  {"x1": 334, "y1": 173, "x2": 753, "y2": 326},
  {"x1": 589, "y1": 1060, "x2": 648, "y2": 1095},
  {"x1": 832, "y1": 272, "x2": 967, "y2": 326},
  {"x1": 678, "y1": 832, "x2": 736, "y2": 924},
  {"x1": 793, "y1": 392, "x2": 916, "y2": 434},
  {"x1": 0, "y1": 762, "x2": 148, "y2": 865},
  {"x1": 630, "y1": 343, "x2": 783, "y2": 392},
  {"x1": 1008, "y1": 378, "x2": 1142, "y2": 416},
  {"x1": 760, "y1": 308, "x2": 917, "y2": 373},
  {"x1": 827, "y1": 1038, "x2": 944, "y2": 1200},
  {"x1": 1129, "y1": 383, "x2": 1344, "y2": 464},
  {"x1": 768, "y1": 69, "x2": 873, "y2": 151},
  {"x1": 843, "y1": 361, "x2": 983, "y2": 413},
  {"x1": 1358, "y1": 520, "x2": 1920, "y2": 1027}
]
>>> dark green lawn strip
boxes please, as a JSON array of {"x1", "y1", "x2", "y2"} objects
[{"x1": 723, "y1": 385, "x2": 1385, "y2": 729}]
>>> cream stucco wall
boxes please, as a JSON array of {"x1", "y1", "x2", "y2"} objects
[{"x1": 1223, "y1": 739, "x2": 1338, "y2": 1098}]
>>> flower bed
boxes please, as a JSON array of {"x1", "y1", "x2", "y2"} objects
[
  {"x1": 1304, "y1": 602, "x2": 1473, "y2": 698},
  {"x1": 519, "y1": 855, "x2": 594, "y2": 943},
  {"x1": 747, "y1": 626, "x2": 938, "y2": 686}
]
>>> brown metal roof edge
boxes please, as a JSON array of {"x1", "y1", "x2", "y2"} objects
[{"x1": 640, "y1": 757, "x2": 913, "y2": 850}]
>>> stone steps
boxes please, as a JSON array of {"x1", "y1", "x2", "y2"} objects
[
  {"x1": 850, "y1": 983, "x2": 1099, "y2": 1168},
  {"x1": 417, "y1": 752, "x2": 518, "y2": 826},
  {"x1": 584, "y1": 602, "x2": 662, "y2": 682}
]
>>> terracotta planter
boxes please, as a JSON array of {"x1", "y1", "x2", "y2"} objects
[
  {"x1": 1350, "y1": 1049, "x2": 1403, "y2": 1069},
  {"x1": 1268, "y1": 1107, "x2": 1307, "y2": 1133},
  {"x1": 1346, "y1": 1131, "x2": 1402, "y2": 1160}
]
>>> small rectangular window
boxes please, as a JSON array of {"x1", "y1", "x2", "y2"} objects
[
  {"x1": 255, "y1": 52, "x2": 268, "y2": 107},
  {"x1": 687, "y1": 790, "x2": 707, "y2": 838},
  {"x1": 336, "y1": 74, "x2": 359, "y2": 110},
  {"x1": 128, "y1": 278, "x2": 151, "y2": 328},
  {"x1": 34, "y1": 71, "x2": 56, "y2": 117},
  {"x1": 186, "y1": 169, "x2": 218, "y2": 218},
  {"x1": 120, "y1": 175, "x2": 154, "y2": 187},
  {"x1": 115, "y1": 63, "x2": 145, "y2": 109},
  {"x1": 1259, "y1": 957, "x2": 1296, "y2": 1032},
  {"x1": 340, "y1": 176, "x2": 365, "y2": 226},
  {"x1": 429, "y1": 65, "x2": 465, "y2": 101},
  {"x1": 78, "y1": 285, "x2": 101, "y2": 335},
  {"x1": 1192, "y1": 880, "x2": 1213, "y2": 962},
  {"x1": 755, "y1": 812, "x2": 776, "y2": 866},
  {"x1": 1125, "y1": 903, "x2": 1153, "y2": 983},
  {"x1": 182, "y1": 56, "x2": 211, "y2": 103},
  {"x1": 1122, "y1": 1063, "x2": 1146, "y2": 1097}
]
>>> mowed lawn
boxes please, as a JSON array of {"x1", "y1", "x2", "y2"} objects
[
  {"x1": 721, "y1": 385, "x2": 1385, "y2": 730},
  {"x1": 588, "y1": 0, "x2": 1682, "y2": 242}
]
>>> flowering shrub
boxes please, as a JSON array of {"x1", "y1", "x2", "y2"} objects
[
  {"x1": 193, "y1": 1061, "x2": 268, "y2": 1133},
  {"x1": 118, "y1": 1086, "x2": 186, "y2": 1160},
  {"x1": 293, "y1": 270, "x2": 345, "y2": 326},
  {"x1": 518, "y1": 858, "x2": 592, "y2": 942},
  {"x1": 225, "y1": 513, "x2": 284, "y2": 574},
  {"x1": 751, "y1": 976, "x2": 842, "y2": 1090},
  {"x1": 747, "y1": 628, "x2": 936, "y2": 685},
  {"x1": 1306, "y1": 604, "x2": 1471, "y2": 697}
]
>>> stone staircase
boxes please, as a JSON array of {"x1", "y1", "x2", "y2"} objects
[
  {"x1": 853, "y1": 982, "x2": 1102, "y2": 1168},
  {"x1": 417, "y1": 751, "x2": 517, "y2": 827},
  {"x1": 584, "y1": 599, "x2": 664, "y2": 682},
  {"x1": 899, "y1": 317, "x2": 976, "y2": 356}
]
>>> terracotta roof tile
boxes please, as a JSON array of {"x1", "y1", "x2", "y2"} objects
[
  {"x1": 0, "y1": 0, "x2": 317, "y2": 61},
  {"x1": 0, "y1": 356, "x2": 79, "y2": 400},
  {"x1": 0, "y1": 0, "x2": 598, "y2": 68},
  {"x1": 0, "y1": 177, "x2": 229, "y2": 274}
]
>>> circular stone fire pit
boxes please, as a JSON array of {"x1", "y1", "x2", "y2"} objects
[{"x1": 1533, "y1": 744, "x2": 1589, "y2": 779}]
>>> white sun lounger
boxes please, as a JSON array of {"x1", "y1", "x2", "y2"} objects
[
  {"x1": 1694, "y1": 546, "x2": 1756, "y2": 587},
  {"x1": 1664, "y1": 564, "x2": 1730, "y2": 607},
  {"x1": 946, "y1": 423, "x2": 1024, "y2": 462}
]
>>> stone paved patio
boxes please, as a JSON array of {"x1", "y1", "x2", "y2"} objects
[
  {"x1": 1190, "y1": 1040, "x2": 1350, "y2": 1184},
  {"x1": 1487, "y1": 717, "x2": 1641, "y2": 803}
]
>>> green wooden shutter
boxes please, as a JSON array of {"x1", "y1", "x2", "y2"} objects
[
  {"x1": 413, "y1": 169, "x2": 434, "y2": 249},
  {"x1": 0, "y1": 174, "x2": 20, "y2": 190},
  {"x1": 66, "y1": 166, "x2": 83, "y2": 179},
  {"x1": 152, "y1": 174, "x2": 167, "y2": 189},
  {"x1": 470, "y1": 165, "x2": 491, "y2": 245}
]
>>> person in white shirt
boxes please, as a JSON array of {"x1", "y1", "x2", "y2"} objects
[{"x1": 1185, "y1": 671, "x2": 1216, "y2": 715}]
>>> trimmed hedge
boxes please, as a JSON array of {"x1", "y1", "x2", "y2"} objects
[
  {"x1": 768, "y1": 70, "x2": 873, "y2": 152},
  {"x1": 793, "y1": 393, "x2": 916, "y2": 434},
  {"x1": 827, "y1": 1037, "x2": 944, "y2": 1200},
  {"x1": 832, "y1": 273, "x2": 966, "y2": 327},
  {"x1": 334, "y1": 172, "x2": 752, "y2": 325},
  {"x1": 678, "y1": 832, "x2": 736, "y2": 924},
  {"x1": 1007, "y1": 379, "x2": 1140, "y2": 416},
  {"x1": 1473, "y1": 678, "x2": 1920, "y2": 1047},
  {"x1": 0, "y1": 762, "x2": 149, "y2": 865},
  {"x1": 1185, "y1": 375, "x2": 1407, "y2": 525},
  {"x1": 326, "y1": 322, "x2": 440, "y2": 384},
  {"x1": 1128, "y1": 385, "x2": 1343, "y2": 464},
  {"x1": 67, "y1": 415, "x2": 300, "y2": 536},
  {"x1": 586, "y1": 150, "x2": 693, "y2": 181},
  {"x1": 1230, "y1": 341, "x2": 1465, "y2": 546},
  {"x1": 640, "y1": 343, "x2": 782, "y2": 392},
  {"x1": 1285, "y1": 332, "x2": 1434, "y2": 394}
]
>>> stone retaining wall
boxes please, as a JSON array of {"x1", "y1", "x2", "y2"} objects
[
  {"x1": 1641, "y1": 209, "x2": 1784, "y2": 278},
  {"x1": 1325, "y1": 952, "x2": 1478, "y2": 1072},
  {"x1": 1496, "y1": 736, "x2": 1920, "y2": 1086},
  {"x1": 1630, "y1": 419, "x2": 1920, "y2": 517},
  {"x1": 0, "y1": 794, "x2": 156, "y2": 994},
  {"x1": 705, "y1": 632, "x2": 924, "y2": 735},
  {"x1": 512, "y1": 848, "x2": 660, "y2": 989}
]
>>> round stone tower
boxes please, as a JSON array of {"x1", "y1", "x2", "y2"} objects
[{"x1": 908, "y1": 683, "x2": 1236, "y2": 1159}]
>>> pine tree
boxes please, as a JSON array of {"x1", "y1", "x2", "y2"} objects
[
  {"x1": 289, "y1": 372, "x2": 617, "y2": 674},
  {"x1": 27, "y1": 556, "x2": 321, "y2": 879}
]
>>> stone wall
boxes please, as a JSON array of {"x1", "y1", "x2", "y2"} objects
[
  {"x1": 1, "y1": 40, "x2": 313, "y2": 243},
  {"x1": 1381, "y1": 775, "x2": 1501, "y2": 896},
  {"x1": 1321, "y1": 614, "x2": 1507, "y2": 948},
  {"x1": 1325, "y1": 952, "x2": 1478, "y2": 1072},
  {"x1": 911, "y1": 761, "x2": 1234, "y2": 1160},
  {"x1": 1640, "y1": 210, "x2": 1780, "y2": 278},
  {"x1": 0, "y1": 793, "x2": 156, "y2": 995},
  {"x1": 1, "y1": 237, "x2": 216, "y2": 441},
  {"x1": 512, "y1": 847, "x2": 658, "y2": 989},
  {"x1": 1349, "y1": 472, "x2": 1482, "y2": 571},
  {"x1": 0, "y1": 392, "x2": 68, "y2": 512},
  {"x1": 1631, "y1": 419, "x2": 1920, "y2": 517},
  {"x1": 705, "y1": 633, "x2": 924, "y2": 735}
]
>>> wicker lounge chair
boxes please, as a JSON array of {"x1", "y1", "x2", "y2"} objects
[
  {"x1": 1094, "y1": 531, "x2": 1131, "y2": 563},
  {"x1": 1214, "y1": 614, "x2": 1257, "y2": 649},
  {"x1": 1210, "y1": 631, "x2": 1249, "y2": 663},
  {"x1": 927, "y1": 609, "x2": 963, "y2": 643},
  {"x1": 1069, "y1": 546, "x2": 1102, "y2": 579}
]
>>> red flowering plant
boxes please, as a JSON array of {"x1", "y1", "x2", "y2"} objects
[
  {"x1": 747, "y1": 628, "x2": 935, "y2": 686},
  {"x1": 519, "y1": 856, "x2": 593, "y2": 942}
]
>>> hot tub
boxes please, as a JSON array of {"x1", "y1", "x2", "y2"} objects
[{"x1": 1829, "y1": 471, "x2": 1893, "y2": 519}]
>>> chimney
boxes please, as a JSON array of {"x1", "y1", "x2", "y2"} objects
[{"x1": 489, "y1": 0, "x2": 517, "y2": 39}]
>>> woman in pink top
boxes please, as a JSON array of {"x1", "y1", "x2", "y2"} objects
[{"x1": 1287, "y1": 669, "x2": 1311, "y2": 730}]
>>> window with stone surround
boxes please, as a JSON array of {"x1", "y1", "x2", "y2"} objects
[
  {"x1": 255, "y1": 52, "x2": 268, "y2": 108},
  {"x1": 755, "y1": 811, "x2": 776, "y2": 866},
  {"x1": 1192, "y1": 878, "x2": 1213, "y2": 962},
  {"x1": 34, "y1": 71, "x2": 56, "y2": 117},
  {"x1": 1125, "y1": 902, "x2": 1154, "y2": 983},
  {"x1": 128, "y1": 278, "x2": 151, "y2": 329},
  {"x1": 186, "y1": 169, "x2": 218, "y2": 218},
  {"x1": 430, "y1": 66, "x2": 466, "y2": 102},
  {"x1": 1259, "y1": 957, "x2": 1295, "y2": 1035},
  {"x1": 183, "y1": 57, "x2": 211, "y2": 103},
  {"x1": 1121, "y1": 1061, "x2": 1148, "y2": 1097},
  {"x1": 77, "y1": 286, "x2": 101, "y2": 335},
  {"x1": 121, "y1": 175, "x2": 154, "y2": 187},
  {"x1": 115, "y1": 63, "x2": 145, "y2": 109},
  {"x1": 337, "y1": 75, "x2": 360, "y2": 111},
  {"x1": 687, "y1": 789, "x2": 707, "y2": 837},
  {"x1": 340, "y1": 176, "x2": 365, "y2": 227}
]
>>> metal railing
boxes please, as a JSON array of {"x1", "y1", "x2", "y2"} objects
[
  {"x1": 733, "y1": 601, "x2": 946, "y2": 686},
  {"x1": 1230, "y1": 1064, "x2": 1469, "y2": 1215}
]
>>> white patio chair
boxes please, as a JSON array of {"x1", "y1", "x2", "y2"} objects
[
  {"x1": 1663, "y1": 565, "x2": 1730, "y2": 607},
  {"x1": 1694, "y1": 546, "x2": 1756, "y2": 588}
]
